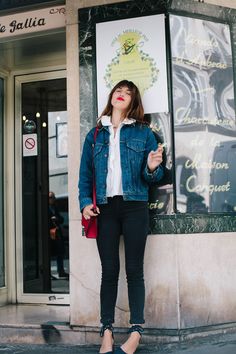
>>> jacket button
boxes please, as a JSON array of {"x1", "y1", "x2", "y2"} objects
[{"x1": 104, "y1": 154, "x2": 108, "y2": 157}]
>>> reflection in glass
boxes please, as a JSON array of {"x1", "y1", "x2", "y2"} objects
[
  {"x1": 24, "y1": 119, "x2": 36, "y2": 133},
  {"x1": 147, "y1": 113, "x2": 174, "y2": 216},
  {"x1": 48, "y1": 191, "x2": 69, "y2": 283},
  {"x1": 56, "y1": 122, "x2": 68, "y2": 158},
  {"x1": 170, "y1": 15, "x2": 236, "y2": 213},
  {"x1": 48, "y1": 111, "x2": 69, "y2": 290}
]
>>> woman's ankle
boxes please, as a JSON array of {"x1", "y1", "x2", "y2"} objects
[
  {"x1": 99, "y1": 325, "x2": 114, "y2": 353},
  {"x1": 120, "y1": 325, "x2": 143, "y2": 354},
  {"x1": 100, "y1": 324, "x2": 114, "y2": 337},
  {"x1": 128, "y1": 324, "x2": 144, "y2": 336},
  {"x1": 121, "y1": 335, "x2": 140, "y2": 354}
]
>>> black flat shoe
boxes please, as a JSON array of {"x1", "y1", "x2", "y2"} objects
[
  {"x1": 114, "y1": 348, "x2": 126, "y2": 353},
  {"x1": 99, "y1": 324, "x2": 114, "y2": 354},
  {"x1": 114, "y1": 325, "x2": 144, "y2": 354}
]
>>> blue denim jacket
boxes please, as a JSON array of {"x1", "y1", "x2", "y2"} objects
[{"x1": 78, "y1": 121, "x2": 163, "y2": 211}]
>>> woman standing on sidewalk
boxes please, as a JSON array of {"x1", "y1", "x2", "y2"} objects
[{"x1": 79, "y1": 80, "x2": 164, "y2": 354}]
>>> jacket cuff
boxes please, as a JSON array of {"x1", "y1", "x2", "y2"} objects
[
  {"x1": 144, "y1": 164, "x2": 164, "y2": 183},
  {"x1": 79, "y1": 197, "x2": 93, "y2": 213}
]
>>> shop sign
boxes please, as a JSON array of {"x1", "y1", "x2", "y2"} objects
[{"x1": 0, "y1": 6, "x2": 65, "y2": 40}]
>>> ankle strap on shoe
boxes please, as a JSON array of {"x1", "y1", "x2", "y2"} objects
[
  {"x1": 100, "y1": 323, "x2": 114, "y2": 337},
  {"x1": 128, "y1": 325, "x2": 144, "y2": 336}
]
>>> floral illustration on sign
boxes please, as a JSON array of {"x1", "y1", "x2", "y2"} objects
[{"x1": 104, "y1": 30, "x2": 159, "y2": 96}]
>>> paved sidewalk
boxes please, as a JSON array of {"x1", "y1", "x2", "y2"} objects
[{"x1": 1, "y1": 332, "x2": 236, "y2": 353}]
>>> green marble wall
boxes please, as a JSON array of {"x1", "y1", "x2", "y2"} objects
[{"x1": 79, "y1": 0, "x2": 236, "y2": 234}]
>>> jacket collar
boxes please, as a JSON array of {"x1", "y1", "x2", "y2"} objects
[{"x1": 99, "y1": 115, "x2": 136, "y2": 127}]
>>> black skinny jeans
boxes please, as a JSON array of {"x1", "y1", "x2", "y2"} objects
[{"x1": 96, "y1": 196, "x2": 149, "y2": 326}]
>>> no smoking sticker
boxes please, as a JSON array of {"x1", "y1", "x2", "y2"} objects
[{"x1": 23, "y1": 134, "x2": 38, "y2": 157}]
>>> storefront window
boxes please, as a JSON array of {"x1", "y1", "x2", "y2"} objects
[
  {"x1": 170, "y1": 15, "x2": 236, "y2": 213},
  {"x1": 0, "y1": 78, "x2": 4, "y2": 287}
]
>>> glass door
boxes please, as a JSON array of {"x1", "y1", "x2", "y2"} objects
[{"x1": 15, "y1": 71, "x2": 69, "y2": 304}]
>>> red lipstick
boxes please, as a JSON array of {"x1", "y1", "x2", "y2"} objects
[{"x1": 117, "y1": 97, "x2": 125, "y2": 101}]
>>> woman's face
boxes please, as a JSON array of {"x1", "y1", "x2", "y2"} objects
[{"x1": 111, "y1": 85, "x2": 132, "y2": 113}]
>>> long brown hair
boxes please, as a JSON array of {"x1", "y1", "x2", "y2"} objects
[{"x1": 99, "y1": 80, "x2": 148, "y2": 124}]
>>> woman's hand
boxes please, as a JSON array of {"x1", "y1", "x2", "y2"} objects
[
  {"x1": 147, "y1": 144, "x2": 163, "y2": 172},
  {"x1": 82, "y1": 204, "x2": 100, "y2": 220}
]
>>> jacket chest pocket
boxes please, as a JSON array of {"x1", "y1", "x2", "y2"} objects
[
  {"x1": 93, "y1": 143, "x2": 107, "y2": 168},
  {"x1": 126, "y1": 140, "x2": 146, "y2": 167}
]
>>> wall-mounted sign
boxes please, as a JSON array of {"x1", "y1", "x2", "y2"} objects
[
  {"x1": 0, "y1": 6, "x2": 65, "y2": 40},
  {"x1": 23, "y1": 134, "x2": 37, "y2": 157},
  {"x1": 96, "y1": 14, "x2": 168, "y2": 115}
]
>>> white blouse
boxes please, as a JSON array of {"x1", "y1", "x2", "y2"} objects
[{"x1": 100, "y1": 116, "x2": 136, "y2": 198}]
